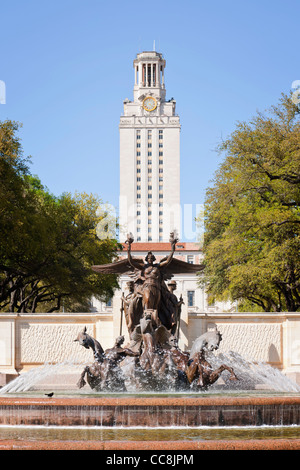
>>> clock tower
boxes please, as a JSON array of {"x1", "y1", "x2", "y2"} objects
[{"x1": 119, "y1": 51, "x2": 181, "y2": 242}]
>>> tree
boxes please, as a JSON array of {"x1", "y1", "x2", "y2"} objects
[
  {"x1": 0, "y1": 120, "x2": 120, "y2": 312},
  {"x1": 199, "y1": 94, "x2": 300, "y2": 312}
]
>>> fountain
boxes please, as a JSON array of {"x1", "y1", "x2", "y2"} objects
[{"x1": 1, "y1": 234, "x2": 300, "y2": 450}]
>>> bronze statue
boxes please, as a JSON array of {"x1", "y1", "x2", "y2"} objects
[
  {"x1": 166, "y1": 281, "x2": 184, "y2": 335},
  {"x1": 74, "y1": 326, "x2": 104, "y2": 362},
  {"x1": 121, "y1": 281, "x2": 143, "y2": 334},
  {"x1": 75, "y1": 327, "x2": 238, "y2": 392},
  {"x1": 92, "y1": 232, "x2": 203, "y2": 334},
  {"x1": 139, "y1": 315, "x2": 176, "y2": 384},
  {"x1": 185, "y1": 350, "x2": 238, "y2": 389},
  {"x1": 76, "y1": 329, "x2": 139, "y2": 391},
  {"x1": 189, "y1": 326, "x2": 222, "y2": 357},
  {"x1": 76, "y1": 233, "x2": 238, "y2": 392}
]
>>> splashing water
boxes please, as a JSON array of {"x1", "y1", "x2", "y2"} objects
[
  {"x1": 206, "y1": 351, "x2": 300, "y2": 393},
  {"x1": 1, "y1": 352, "x2": 299, "y2": 394},
  {"x1": 0, "y1": 361, "x2": 86, "y2": 394}
]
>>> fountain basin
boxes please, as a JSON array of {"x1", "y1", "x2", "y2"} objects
[
  {"x1": 1, "y1": 395, "x2": 300, "y2": 427},
  {"x1": 1, "y1": 423, "x2": 300, "y2": 441}
]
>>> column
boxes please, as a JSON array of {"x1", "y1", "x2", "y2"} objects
[
  {"x1": 0, "y1": 314, "x2": 18, "y2": 379},
  {"x1": 151, "y1": 63, "x2": 153, "y2": 87}
]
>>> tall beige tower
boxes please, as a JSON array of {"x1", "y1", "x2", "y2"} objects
[{"x1": 119, "y1": 51, "x2": 181, "y2": 242}]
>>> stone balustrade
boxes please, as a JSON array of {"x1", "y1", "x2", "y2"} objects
[{"x1": 0, "y1": 311, "x2": 299, "y2": 385}]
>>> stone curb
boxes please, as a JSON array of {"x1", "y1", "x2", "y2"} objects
[{"x1": 1, "y1": 439, "x2": 300, "y2": 450}]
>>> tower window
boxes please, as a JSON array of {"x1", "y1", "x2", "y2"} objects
[{"x1": 187, "y1": 291, "x2": 195, "y2": 307}]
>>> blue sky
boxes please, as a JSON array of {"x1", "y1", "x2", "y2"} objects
[{"x1": 0, "y1": 0, "x2": 299, "y2": 222}]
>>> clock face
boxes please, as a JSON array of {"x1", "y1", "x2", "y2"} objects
[{"x1": 143, "y1": 96, "x2": 157, "y2": 112}]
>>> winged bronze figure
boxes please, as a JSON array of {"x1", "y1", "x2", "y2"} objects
[{"x1": 92, "y1": 232, "x2": 204, "y2": 334}]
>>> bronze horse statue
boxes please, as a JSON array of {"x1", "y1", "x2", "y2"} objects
[
  {"x1": 75, "y1": 329, "x2": 139, "y2": 391},
  {"x1": 189, "y1": 327, "x2": 223, "y2": 357},
  {"x1": 137, "y1": 315, "x2": 178, "y2": 389},
  {"x1": 75, "y1": 234, "x2": 238, "y2": 392},
  {"x1": 75, "y1": 326, "x2": 238, "y2": 392},
  {"x1": 74, "y1": 326, "x2": 104, "y2": 362},
  {"x1": 185, "y1": 350, "x2": 238, "y2": 389}
]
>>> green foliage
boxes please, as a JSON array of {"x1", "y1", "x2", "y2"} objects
[
  {"x1": 199, "y1": 94, "x2": 300, "y2": 312},
  {"x1": 0, "y1": 120, "x2": 119, "y2": 312}
]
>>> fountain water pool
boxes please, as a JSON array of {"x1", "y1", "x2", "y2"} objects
[
  {"x1": 0, "y1": 423, "x2": 300, "y2": 442},
  {"x1": 1, "y1": 350, "x2": 300, "y2": 394},
  {"x1": 0, "y1": 353, "x2": 300, "y2": 450}
]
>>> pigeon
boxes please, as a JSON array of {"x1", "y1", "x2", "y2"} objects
[{"x1": 44, "y1": 392, "x2": 54, "y2": 398}]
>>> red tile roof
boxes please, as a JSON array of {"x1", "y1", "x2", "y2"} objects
[{"x1": 119, "y1": 242, "x2": 201, "y2": 252}]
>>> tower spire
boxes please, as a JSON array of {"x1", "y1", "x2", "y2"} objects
[{"x1": 153, "y1": 40, "x2": 156, "y2": 51}]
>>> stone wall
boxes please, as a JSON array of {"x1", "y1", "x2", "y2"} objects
[
  {"x1": 0, "y1": 311, "x2": 299, "y2": 384},
  {"x1": 186, "y1": 312, "x2": 300, "y2": 383}
]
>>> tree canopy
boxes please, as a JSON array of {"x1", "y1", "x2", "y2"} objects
[
  {"x1": 200, "y1": 94, "x2": 300, "y2": 312},
  {"x1": 0, "y1": 120, "x2": 119, "y2": 313}
]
